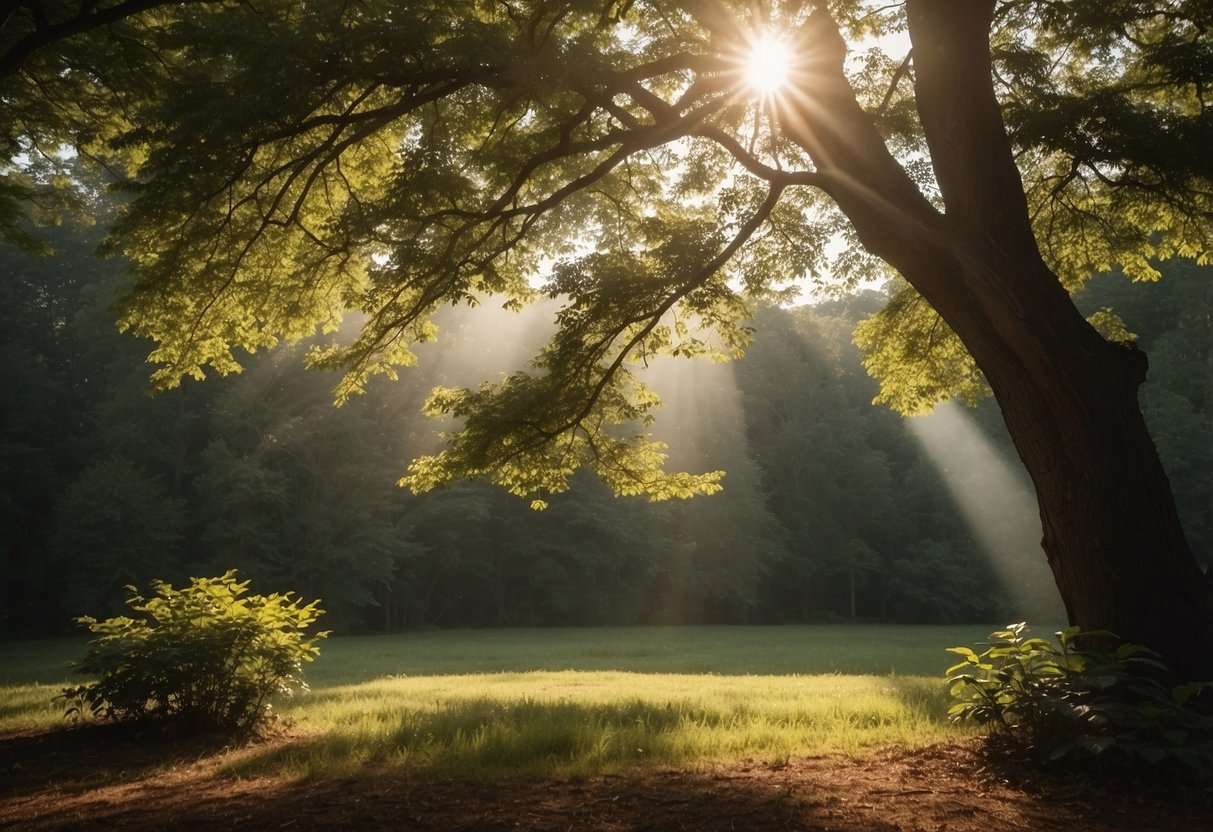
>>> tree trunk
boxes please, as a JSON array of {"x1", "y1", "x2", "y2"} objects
[{"x1": 781, "y1": 2, "x2": 1213, "y2": 681}]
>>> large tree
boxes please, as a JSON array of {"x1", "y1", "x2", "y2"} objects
[{"x1": 4, "y1": 1, "x2": 1213, "y2": 677}]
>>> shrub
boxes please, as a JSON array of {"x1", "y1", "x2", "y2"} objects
[
  {"x1": 61, "y1": 571, "x2": 328, "y2": 736},
  {"x1": 946, "y1": 622, "x2": 1213, "y2": 775}
]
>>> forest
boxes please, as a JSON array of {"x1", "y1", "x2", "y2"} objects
[{"x1": 3, "y1": 215, "x2": 1208, "y2": 636}]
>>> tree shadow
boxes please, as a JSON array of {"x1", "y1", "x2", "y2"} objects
[
  {"x1": 3, "y1": 758, "x2": 845, "y2": 831},
  {"x1": 7, "y1": 734, "x2": 1213, "y2": 832},
  {"x1": 224, "y1": 696, "x2": 729, "y2": 781},
  {"x1": 0, "y1": 722, "x2": 242, "y2": 799}
]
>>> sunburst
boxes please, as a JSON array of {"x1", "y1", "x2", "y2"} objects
[{"x1": 745, "y1": 33, "x2": 793, "y2": 95}]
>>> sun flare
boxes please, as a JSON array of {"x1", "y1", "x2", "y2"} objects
[{"x1": 745, "y1": 34, "x2": 792, "y2": 94}]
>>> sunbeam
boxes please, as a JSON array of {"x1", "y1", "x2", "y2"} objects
[{"x1": 907, "y1": 403, "x2": 1065, "y2": 622}]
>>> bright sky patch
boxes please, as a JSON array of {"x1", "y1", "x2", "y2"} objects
[{"x1": 746, "y1": 34, "x2": 792, "y2": 94}]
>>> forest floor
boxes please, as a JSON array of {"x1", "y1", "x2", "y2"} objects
[{"x1": 2, "y1": 726, "x2": 1211, "y2": 831}]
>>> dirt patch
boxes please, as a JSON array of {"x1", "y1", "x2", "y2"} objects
[{"x1": 2, "y1": 728, "x2": 1210, "y2": 831}]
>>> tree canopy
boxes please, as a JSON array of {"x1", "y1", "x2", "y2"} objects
[
  {"x1": 1, "y1": 3, "x2": 1206, "y2": 404},
  {"x1": 5, "y1": 0, "x2": 1200, "y2": 493}
]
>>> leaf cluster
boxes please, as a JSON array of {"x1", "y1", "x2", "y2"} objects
[
  {"x1": 852, "y1": 281, "x2": 988, "y2": 415},
  {"x1": 996, "y1": 0, "x2": 1213, "y2": 285},
  {"x1": 947, "y1": 622, "x2": 1213, "y2": 776},
  {"x1": 60, "y1": 571, "x2": 328, "y2": 736},
  {"x1": 854, "y1": 0, "x2": 1213, "y2": 414}
]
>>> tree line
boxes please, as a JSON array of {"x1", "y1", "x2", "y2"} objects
[{"x1": 3, "y1": 220, "x2": 1207, "y2": 636}]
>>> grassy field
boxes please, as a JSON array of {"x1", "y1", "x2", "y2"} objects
[{"x1": 0, "y1": 625, "x2": 995, "y2": 779}]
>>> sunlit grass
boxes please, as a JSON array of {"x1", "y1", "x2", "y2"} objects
[
  {"x1": 0, "y1": 683, "x2": 69, "y2": 732},
  {"x1": 0, "y1": 637, "x2": 90, "y2": 732},
  {"x1": 245, "y1": 671, "x2": 963, "y2": 780},
  {"x1": 0, "y1": 626, "x2": 988, "y2": 779}
]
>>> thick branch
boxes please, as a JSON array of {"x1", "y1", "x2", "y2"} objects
[
  {"x1": 0, "y1": 0, "x2": 215, "y2": 81},
  {"x1": 906, "y1": 0, "x2": 1038, "y2": 254},
  {"x1": 774, "y1": 8, "x2": 939, "y2": 271}
]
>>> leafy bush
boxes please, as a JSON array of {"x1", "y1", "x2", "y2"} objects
[
  {"x1": 946, "y1": 623, "x2": 1213, "y2": 775},
  {"x1": 61, "y1": 571, "x2": 328, "y2": 736}
]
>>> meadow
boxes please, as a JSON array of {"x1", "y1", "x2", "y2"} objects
[{"x1": 0, "y1": 625, "x2": 997, "y2": 779}]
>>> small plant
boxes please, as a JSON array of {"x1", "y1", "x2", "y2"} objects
[
  {"x1": 61, "y1": 571, "x2": 328, "y2": 736},
  {"x1": 946, "y1": 622, "x2": 1213, "y2": 775}
]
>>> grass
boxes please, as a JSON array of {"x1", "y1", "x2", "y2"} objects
[
  {"x1": 0, "y1": 625, "x2": 993, "y2": 779},
  {"x1": 244, "y1": 670, "x2": 960, "y2": 780}
]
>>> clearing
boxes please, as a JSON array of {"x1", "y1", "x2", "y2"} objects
[{"x1": 2, "y1": 626, "x2": 1209, "y2": 830}]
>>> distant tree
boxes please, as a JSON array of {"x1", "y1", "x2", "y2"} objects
[
  {"x1": 388, "y1": 484, "x2": 502, "y2": 628},
  {"x1": 0, "y1": 342, "x2": 73, "y2": 631},
  {"x1": 887, "y1": 539, "x2": 1006, "y2": 624},
  {"x1": 194, "y1": 355, "x2": 407, "y2": 629},
  {"x1": 535, "y1": 476, "x2": 670, "y2": 625},
  {"x1": 0, "y1": 220, "x2": 109, "y2": 630},
  {"x1": 734, "y1": 306, "x2": 841, "y2": 616},
  {"x1": 44, "y1": 457, "x2": 186, "y2": 617},
  {"x1": 738, "y1": 303, "x2": 925, "y2": 622}
]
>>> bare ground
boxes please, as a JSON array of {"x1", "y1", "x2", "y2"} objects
[{"x1": 2, "y1": 727, "x2": 1210, "y2": 831}]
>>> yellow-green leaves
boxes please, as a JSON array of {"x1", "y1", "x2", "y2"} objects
[
  {"x1": 400, "y1": 369, "x2": 724, "y2": 507},
  {"x1": 61, "y1": 570, "x2": 327, "y2": 736},
  {"x1": 852, "y1": 284, "x2": 988, "y2": 416},
  {"x1": 1085, "y1": 308, "x2": 1135, "y2": 343},
  {"x1": 1000, "y1": 1, "x2": 1213, "y2": 293}
]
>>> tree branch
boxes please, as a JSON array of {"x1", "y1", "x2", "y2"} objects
[
  {"x1": 0, "y1": 0, "x2": 218, "y2": 82},
  {"x1": 533, "y1": 183, "x2": 786, "y2": 444}
]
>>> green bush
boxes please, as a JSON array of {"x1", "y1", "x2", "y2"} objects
[
  {"x1": 946, "y1": 622, "x2": 1213, "y2": 774},
  {"x1": 61, "y1": 571, "x2": 328, "y2": 736}
]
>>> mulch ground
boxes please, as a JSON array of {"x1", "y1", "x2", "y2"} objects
[{"x1": 2, "y1": 727, "x2": 1211, "y2": 831}]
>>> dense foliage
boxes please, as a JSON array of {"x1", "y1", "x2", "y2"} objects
[
  {"x1": 61, "y1": 572, "x2": 327, "y2": 735},
  {"x1": 947, "y1": 623, "x2": 1213, "y2": 776},
  {"x1": 1, "y1": 221, "x2": 1208, "y2": 635}
]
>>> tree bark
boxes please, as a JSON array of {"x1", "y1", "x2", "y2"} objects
[{"x1": 780, "y1": 1, "x2": 1213, "y2": 681}]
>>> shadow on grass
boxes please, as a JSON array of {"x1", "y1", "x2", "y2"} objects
[
  {"x1": 230, "y1": 698, "x2": 715, "y2": 781},
  {"x1": 226, "y1": 686, "x2": 961, "y2": 784},
  {"x1": 0, "y1": 722, "x2": 241, "y2": 799},
  {"x1": 1, "y1": 677, "x2": 959, "y2": 798},
  {"x1": 1, "y1": 756, "x2": 850, "y2": 832},
  {"x1": 7, "y1": 733, "x2": 1213, "y2": 832},
  {"x1": 0, "y1": 700, "x2": 56, "y2": 725}
]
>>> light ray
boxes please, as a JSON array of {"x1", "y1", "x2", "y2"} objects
[{"x1": 907, "y1": 403, "x2": 1065, "y2": 622}]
